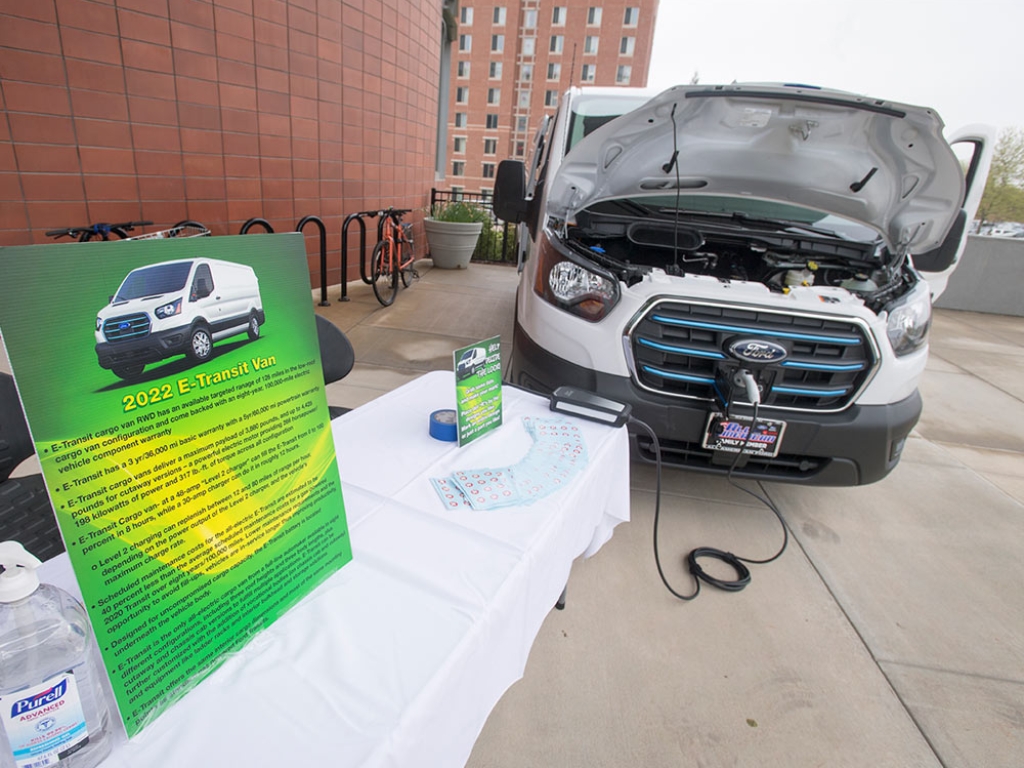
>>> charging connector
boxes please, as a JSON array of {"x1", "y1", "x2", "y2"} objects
[{"x1": 736, "y1": 369, "x2": 761, "y2": 405}]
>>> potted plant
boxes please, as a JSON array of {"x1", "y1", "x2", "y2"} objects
[{"x1": 423, "y1": 200, "x2": 491, "y2": 269}]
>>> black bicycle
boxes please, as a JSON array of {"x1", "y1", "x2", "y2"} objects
[{"x1": 45, "y1": 220, "x2": 153, "y2": 242}]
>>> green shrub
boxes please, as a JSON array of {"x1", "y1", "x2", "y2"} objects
[{"x1": 431, "y1": 200, "x2": 492, "y2": 224}]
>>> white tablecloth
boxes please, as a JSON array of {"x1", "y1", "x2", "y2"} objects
[{"x1": 39, "y1": 371, "x2": 631, "y2": 767}]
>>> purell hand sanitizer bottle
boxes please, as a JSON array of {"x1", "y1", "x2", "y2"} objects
[{"x1": 0, "y1": 542, "x2": 111, "y2": 768}]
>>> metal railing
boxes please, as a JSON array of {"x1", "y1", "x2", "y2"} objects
[{"x1": 430, "y1": 188, "x2": 517, "y2": 264}]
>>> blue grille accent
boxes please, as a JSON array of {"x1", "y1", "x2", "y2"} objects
[
  {"x1": 772, "y1": 385, "x2": 850, "y2": 397},
  {"x1": 631, "y1": 301, "x2": 875, "y2": 411},
  {"x1": 650, "y1": 314, "x2": 861, "y2": 345},
  {"x1": 640, "y1": 365, "x2": 717, "y2": 385},
  {"x1": 781, "y1": 360, "x2": 865, "y2": 372},
  {"x1": 637, "y1": 338, "x2": 726, "y2": 359},
  {"x1": 103, "y1": 313, "x2": 151, "y2": 342}
]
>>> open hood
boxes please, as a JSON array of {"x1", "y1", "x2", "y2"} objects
[{"x1": 549, "y1": 84, "x2": 966, "y2": 253}]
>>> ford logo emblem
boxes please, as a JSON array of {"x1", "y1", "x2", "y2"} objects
[{"x1": 726, "y1": 338, "x2": 788, "y2": 364}]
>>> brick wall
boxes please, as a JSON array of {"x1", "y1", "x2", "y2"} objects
[{"x1": 0, "y1": 0, "x2": 442, "y2": 290}]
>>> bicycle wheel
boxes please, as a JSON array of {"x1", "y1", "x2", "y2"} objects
[
  {"x1": 399, "y1": 226, "x2": 416, "y2": 287},
  {"x1": 371, "y1": 240, "x2": 398, "y2": 306},
  {"x1": 398, "y1": 245, "x2": 415, "y2": 288}
]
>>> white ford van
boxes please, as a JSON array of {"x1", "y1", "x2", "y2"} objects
[
  {"x1": 494, "y1": 83, "x2": 992, "y2": 485},
  {"x1": 95, "y1": 258, "x2": 265, "y2": 380}
]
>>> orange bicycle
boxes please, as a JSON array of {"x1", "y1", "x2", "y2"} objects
[{"x1": 371, "y1": 207, "x2": 416, "y2": 306}]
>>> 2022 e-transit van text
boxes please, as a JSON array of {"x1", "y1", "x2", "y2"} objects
[
  {"x1": 494, "y1": 83, "x2": 992, "y2": 486},
  {"x1": 95, "y1": 258, "x2": 265, "y2": 381}
]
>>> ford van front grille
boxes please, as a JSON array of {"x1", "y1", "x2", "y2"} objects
[
  {"x1": 629, "y1": 300, "x2": 877, "y2": 412},
  {"x1": 103, "y1": 313, "x2": 151, "y2": 342}
]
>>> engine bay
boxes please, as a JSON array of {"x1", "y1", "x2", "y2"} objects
[{"x1": 564, "y1": 210, "x2": 917, "y2": 313}]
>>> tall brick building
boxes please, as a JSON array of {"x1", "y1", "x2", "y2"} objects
[
  {"x1": 439, "y1": 0, "x2": 659, "y2": 197},
  {"x1": 0, "y1": 0, "x2": 443, "y2": 288}
]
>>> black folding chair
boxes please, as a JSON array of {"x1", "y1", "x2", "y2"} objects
[
  {"x1": 315, "y1": 316, "x2": 355, "y2": 420},
  {"x1": 0, "y1": 373, "x2": 64, "y2": 561}
]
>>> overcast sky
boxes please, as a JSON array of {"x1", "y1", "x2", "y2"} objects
[{"x1": 648, "y1": 0, "x2": 1024, "y2": 137}]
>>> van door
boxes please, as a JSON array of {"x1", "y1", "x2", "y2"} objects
[
  {"x1": 189, "y1": 262, "x2": 222, "y2": 328},
  {"x1": 915, "y1": 125, "x2": 994, "y2": 299}
]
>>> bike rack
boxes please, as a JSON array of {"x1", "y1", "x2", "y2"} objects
[
  {"x1": 339, "y1": 210, "x2": 380, "y2": 300},
  {"x1": 296, "y1": 215, "x2": 329, "y2": 306},
  {"x1": 240, "y1": 218, "x2": 274, "y2": 234}
]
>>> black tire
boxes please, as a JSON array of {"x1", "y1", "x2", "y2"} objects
[
  {"x1": 112, "y1": 364, "x2": 145, "y2": 380},
  {"x1": 371, "y1": 240, "x2": 398, "y2": 306},
  {"x1": 247, "y1": 312, "x2": 260, "y2": 340},
  {"x1": 399, "y1": 232, "x2": 416, "y2": 288},
  {"x1": 186, "y1": 324, "x2": 213, "y2": 362}
]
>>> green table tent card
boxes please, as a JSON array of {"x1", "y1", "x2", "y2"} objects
[
  {"x1": 453, "y1": 336, "x2": 503, "y2": 446},
  {"x1": 0, "y1": 233, "x2": 352, "y2": 736}
]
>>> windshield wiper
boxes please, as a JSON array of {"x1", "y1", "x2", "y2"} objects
[{"x1": 656, "y1": 209, "x2": 847, "y2": 239}]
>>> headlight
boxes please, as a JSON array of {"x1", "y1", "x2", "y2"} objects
[
  {"x1": 96, "y1": 317, "x2": 102, "y2": 332},
  {"x1": 533, "y1": 232, "x2": 619, "y2": 322},
  {"x1": 155, "y1": 298, "x2": 182, "y2": 319},
  {"x1": 886, "y1": 289, "x2": 931, "y2": 356}
]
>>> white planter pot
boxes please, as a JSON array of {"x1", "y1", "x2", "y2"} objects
[{"x1": 424, "y1": 218, "x2": 484, "y2": 269}]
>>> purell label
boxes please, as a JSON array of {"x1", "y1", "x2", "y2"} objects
[{"x1": 1, "y1": 670, "x2": 89, "y2": 768}]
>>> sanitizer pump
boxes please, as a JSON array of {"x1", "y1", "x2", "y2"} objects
[{"x1": 0, "y1": 542, "x2": 111, "y2": 768}]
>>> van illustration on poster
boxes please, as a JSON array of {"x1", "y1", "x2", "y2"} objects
[{"x1": 0, "y1": 233, "x2": 352, "y2": 737}]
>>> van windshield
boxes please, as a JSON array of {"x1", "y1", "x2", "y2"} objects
[
  {"x1": 566, "y1": 94, "x2": 653, "y2": 154},
  {"x1": 115, "y1": 261, "x2": 194, "y2": 301}
]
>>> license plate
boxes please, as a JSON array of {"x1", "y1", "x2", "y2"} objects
[{"x1": 702, "y1": 414, "x2": 786, "y2": 459}]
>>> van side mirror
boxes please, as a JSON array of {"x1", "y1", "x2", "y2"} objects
[{"x1": 493, "y1": 160, "x2": 528, "y2": 223}]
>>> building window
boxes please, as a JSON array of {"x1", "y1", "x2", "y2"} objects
[
  {"x1": 521, "y1": 64, "x2": 533, "y2": 82},
  {"x1": 547, "y1": 62, "x2": 561, "y2": 80},
  {"x1": 455, "y1": 86, "x2": 468, "y2": 104},
  {"x1": 522, "y1": 37, "x2": 535, "y2": 56},
  {"x1": 487, "y1": 88, "x2": 500, "y2": 105},
  {"x1": 624, "y1": 7, "x2": 639, "y2": 26},
  {"x1": 451, "y1": 186, "x2": 464, "y2": 200},
  {"x1": 587, "y1": 7, "x2": 602, "y2": 25},
  {"x1": 544, "y1": 90, "x2": 558, "y2": 107},
  {"x1": 457, "y1": 60, "x2": 471, "y2": 78},
  {"x1": 493, "y1": 7, "x2": 506, "y2": 25},
  {"x1": 452, "y1": 161, "x2": 465, "y2": 176},
  {"x1": 460, "y1": 6, "x2": 473, "y2": 24},
  {"x1": 489, "y1": 61, "x2": 503, "y2": 79},
  {"x1": 480, "y1": 187, "x2": 493, "y2": 199},
  {"x1": 550, "y1": 35, "x2": 564, "y2": 53},
  {"x1": 454, "y1": 112, "x2": 467, "y2": 128},
  {"x1": 482, "y1": 163, "x2": 496, "y2": 179},
  {"x1": 552, "y1": 6, "x2": 566, "y2": 25},
  {"x1": 491, "y1": 34, "x2": 504, "y2": 52},
  {"x1": 616, "y1": 65, "x2": 631, "y2": 84},
  {"x1": 524, "y1": 9, "x2": 537, "y2": 28},
  {"x1": 484, "y1": 138, "x2": 497, "y2": 154},
  {"x1": 516, "y1": 116, "x2": 529, "y2": 132},
  {"x1": 486, "y1": 114, "x2": 499, "y2": 129},
  {"x1": 584, "y1": 36, "x2": 599, "y2": 54},
  {"x1": 515, "y1": 140, "x2": 525, "y2": 157},
  {"x1": 581, "y1": 64, "x2": 596, "y2": 83},
  {"x1": 518, "y1": 90, "x2": 531, "y2": 107},
  {"x1": 459, "y1": 34, "x2": 471, "y2": 52},
  {"x1": 620, "y1": 36, "x2": 635, "y2": 56},
  {"x1": 453, "y1": 136, "x2": 466, "y2": 153}
]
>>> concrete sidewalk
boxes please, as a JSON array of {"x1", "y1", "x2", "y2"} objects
[{"x1": 317, "y1": 262, "x2": 1023, "y2": 768}]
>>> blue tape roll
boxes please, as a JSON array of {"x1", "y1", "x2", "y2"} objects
[{"x1": 429, "y1": 409, "x2": 458, "y2": 442}]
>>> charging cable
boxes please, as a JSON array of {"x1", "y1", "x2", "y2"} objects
[{"x1": 629, "y1": 372, "x2": 790, "y2": 602}]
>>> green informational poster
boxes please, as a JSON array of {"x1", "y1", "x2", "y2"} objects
[
  {"x1": 453, "y1": 336, "x2": 503, "y2": 446},
  {"x1": 0, "y1": 234, "x2": 352, "y2": 736}
]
